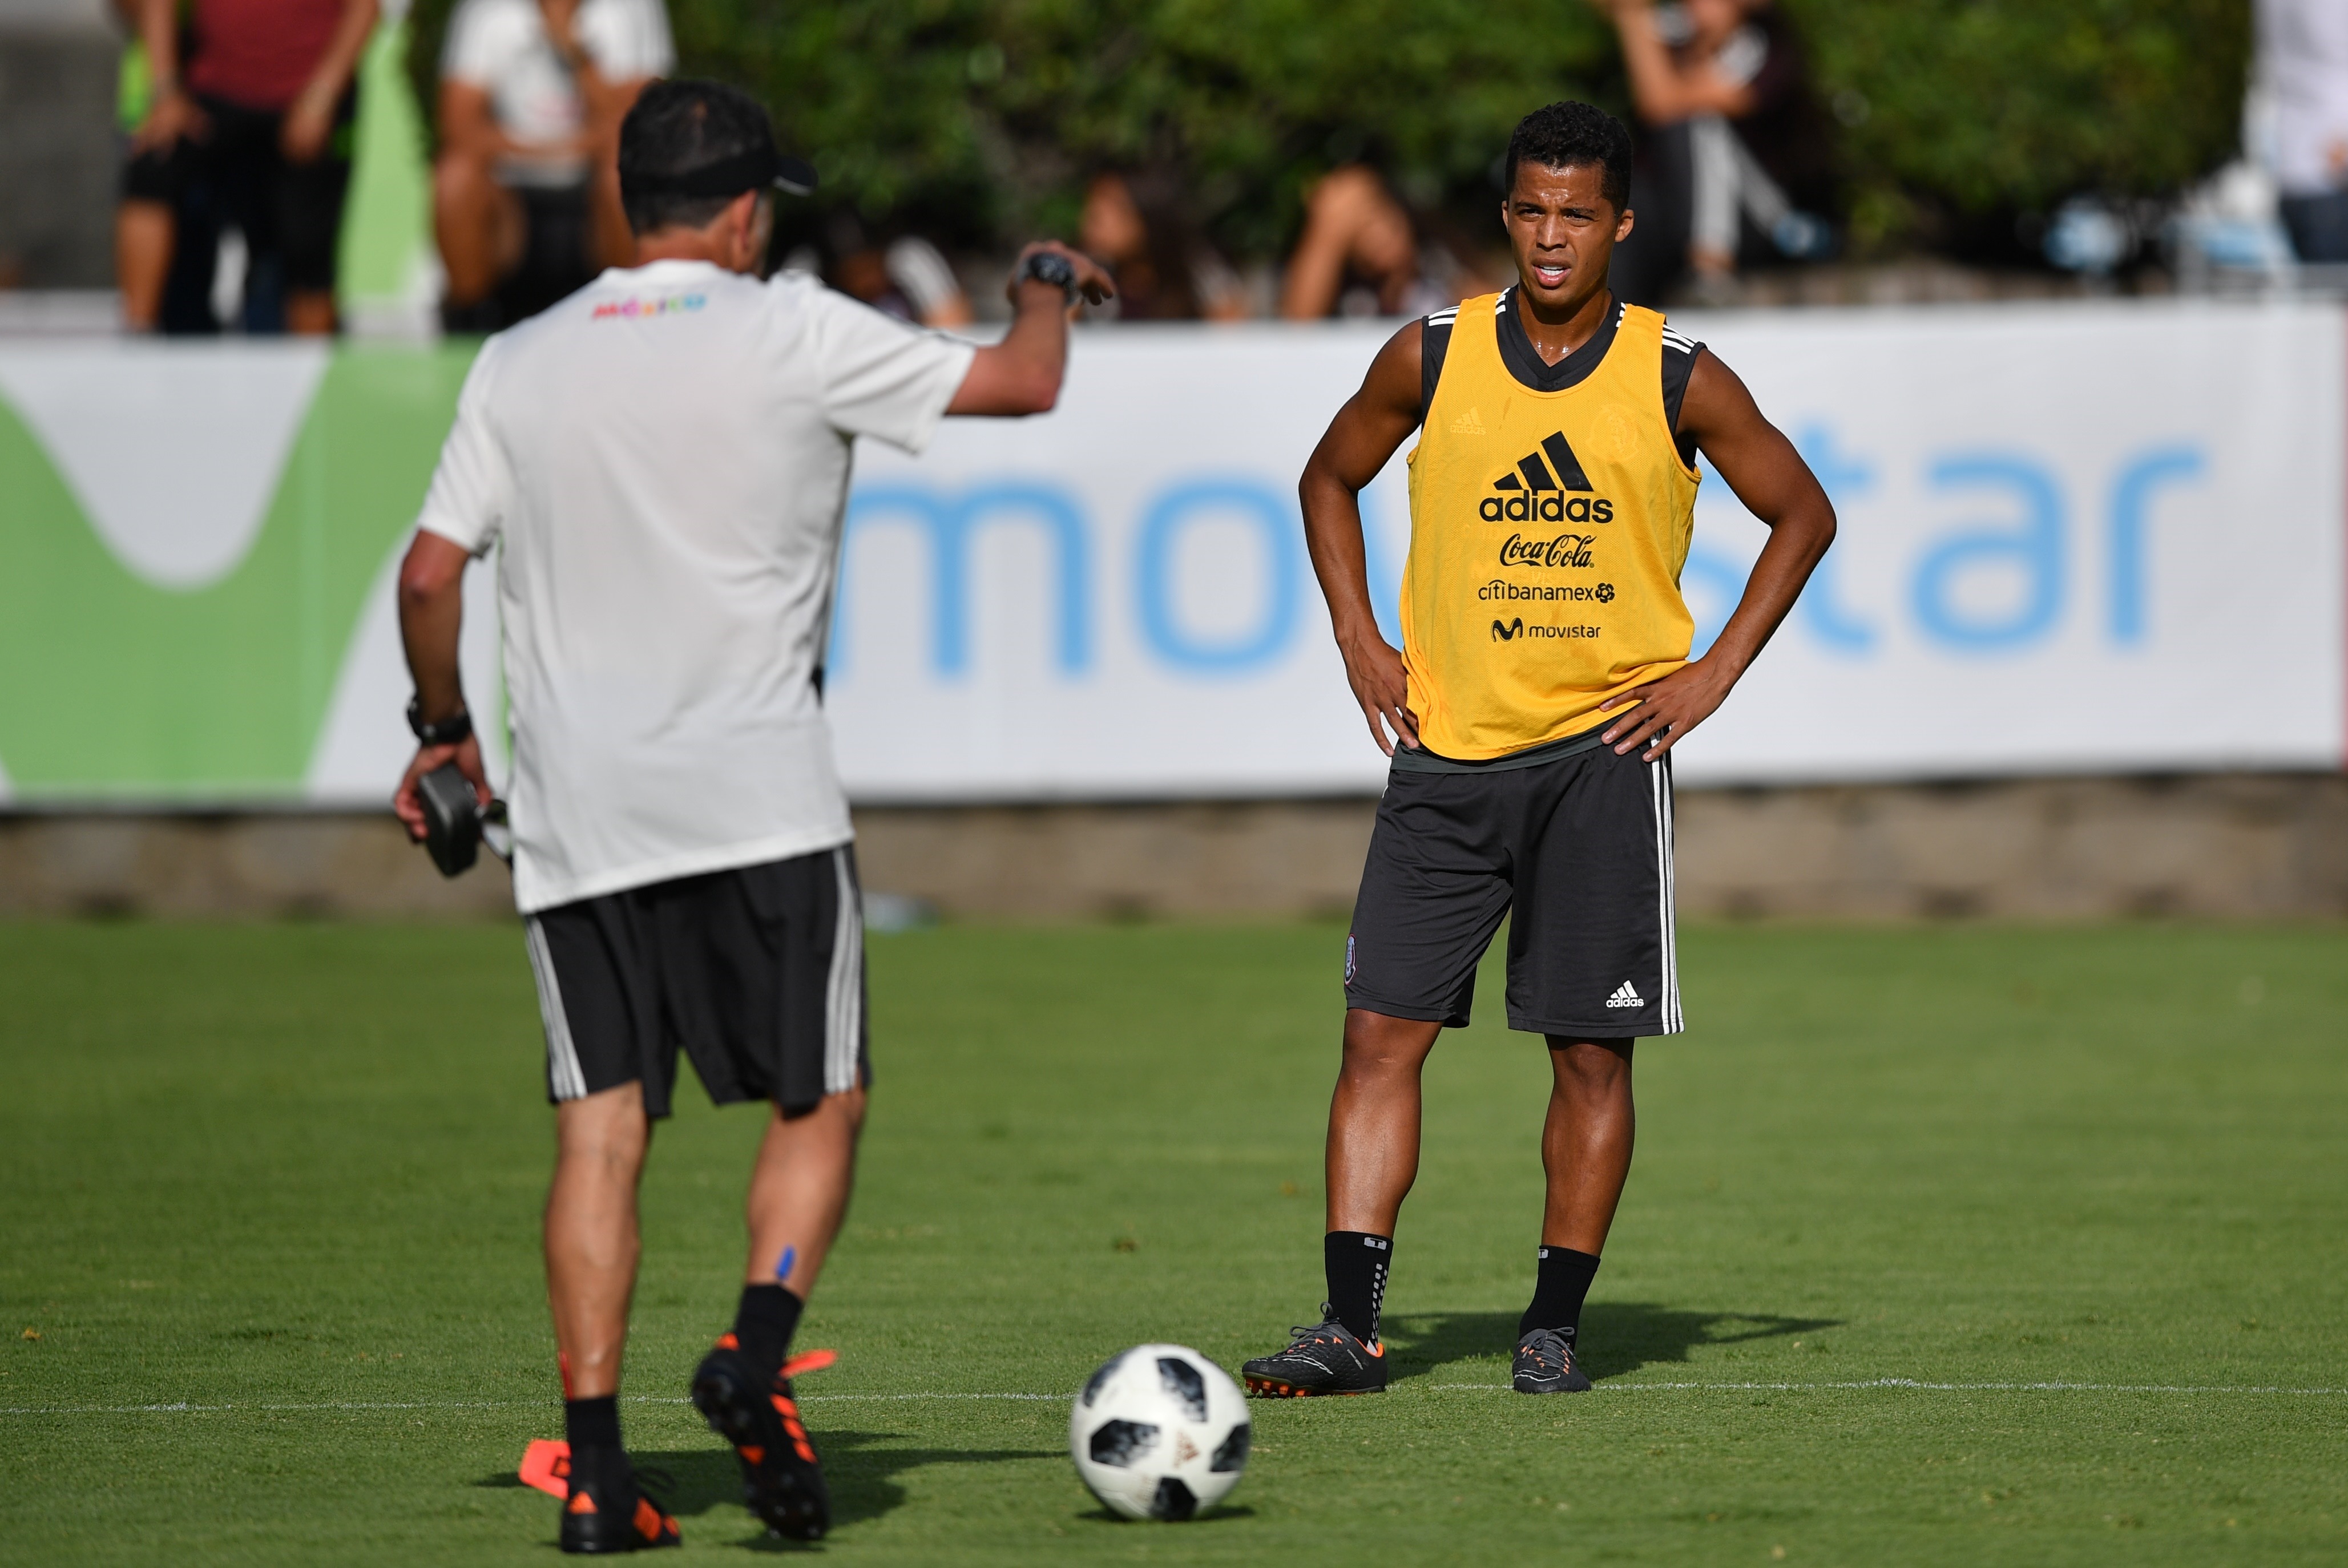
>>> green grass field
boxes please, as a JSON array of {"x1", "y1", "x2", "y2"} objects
[{"x1": 3, "y1": 919, "x2": 2345, "y2": 1565}]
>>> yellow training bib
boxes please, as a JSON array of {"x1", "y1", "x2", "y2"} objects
[{"x1": 1401, "y1": 294, "x2": 1700, "y2": 759}]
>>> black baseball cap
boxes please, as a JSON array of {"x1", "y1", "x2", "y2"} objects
[{"x1": 618, "y1": 79, "x2": 819, "y2": 207}]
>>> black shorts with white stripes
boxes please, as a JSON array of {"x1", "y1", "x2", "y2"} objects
[
  {"x1": 523, "y1": 846, "x2": 870, "y2": 1117},
  {"x1": 1343, "y1": 738, "x2": 1681, "y2": 1038}
]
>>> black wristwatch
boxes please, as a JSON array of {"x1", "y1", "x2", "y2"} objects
[
  {"x1": 406, "y1": 698, "x2": 473, "y2": 747},
  {"x1": 1018, "y1": 250, "x2": 1079, "y2": 302}
]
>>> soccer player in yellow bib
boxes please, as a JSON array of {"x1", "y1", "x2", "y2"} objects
[{"x1": 1241, "y1": 101, "x2": 1835, "y2": 1400}]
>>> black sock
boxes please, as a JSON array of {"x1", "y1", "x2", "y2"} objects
[
  {"x1": 1519, "y1": 1246, "x2": 1601, "y2": 1341},
  {"x1": 566, "y1": 1393, "x2": 620, "y2": 1449},
  {"x1": 733, "y1": 1283, "x2": 804, "y2": 1370},
  {"x1": 564, "y1": 1395, "x2": 626, "y2": 1489},
  {"x1": 1324, "y1": 1231, "x2": 1392, "y2": 1344}
]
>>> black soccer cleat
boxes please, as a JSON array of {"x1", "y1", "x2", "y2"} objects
[
  {"x1": 1512, "y1": 1327, "x2": 1592, "y2": 1394},
  {"x1": 690, "y1": 1337, "x2": 831, "y2": 1541},
  {"x1": 1241, "y1": 1304, "x2": 1387, "y2": 1397},
  {"x1": 556, "y1": 1456, "x2": 681, "y2": 1554}
]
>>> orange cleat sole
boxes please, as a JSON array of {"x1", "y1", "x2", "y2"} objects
[{"x1": 1243, "y1": 1376, "x2": 1383, "y2": 1398}]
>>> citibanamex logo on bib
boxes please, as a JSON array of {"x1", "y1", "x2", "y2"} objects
[{"x1": 1479, "y1": 580, "x2": 1613, "y2": 604}]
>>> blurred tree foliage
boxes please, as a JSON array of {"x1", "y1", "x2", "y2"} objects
[
  {"x1": 1797, "y1": 0, "x2": 2252, "y2": 254},
  {"x1": 406, "y1": 0, "x2": 2250, "y2": 262}
]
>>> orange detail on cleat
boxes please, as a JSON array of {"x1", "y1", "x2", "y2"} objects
[
  {"x1": 792, "y1": 1440, "x2": 816, "y2": 1462},
  {"x1": 715, "y1": 1333, "x2": 739, "y2": 1350},
  {"x1": 780, "y1": 1348, "x2": 836, "y2": 1378},
  {"x1": 567, "y1": 1490, "x2": 598, "y2": 1516},
  {"x1": 632, "y1": 1497, "x2": 665, "y2": 1539},
  {"x1": 519, "y1": 1439, "x2": 572, "y2": 1499},
  {"x1": 739, "y1": 1445, "x2": 764, "y2": 1465},
  {"x1": 770, "y1": 1393, "x2": 798, "y2": 1418}
]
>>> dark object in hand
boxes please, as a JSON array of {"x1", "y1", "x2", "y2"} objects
[{"x1": 418, "y1": 763, "x2": 494, "y2": 877}]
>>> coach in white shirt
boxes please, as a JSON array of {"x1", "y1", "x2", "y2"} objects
[{"x1": 392, "y1": 79, "x2": 1111, "y2": 1552}]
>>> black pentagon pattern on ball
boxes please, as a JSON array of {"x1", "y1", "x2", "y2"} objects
[
  {"x1": 1156, "y1": 1356, "x2": 1208, "y2": 1421},
  {"x1": 1149, "y1": 1477, "x2": 1199, "y2": 1521},
  {"x1": 1088, "y1": 1419, "x2": 1160, "y2": 1468},
  {"x1": 1208, "y1": 1421, "x2": 1250, "y2": 1472},
  {"x1": 1081, "y1": 1352, "x2": 1126, "y2": 1409}
]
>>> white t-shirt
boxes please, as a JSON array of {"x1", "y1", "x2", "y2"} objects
[
  {"x1": 441, "y1": 0, "x2": 674, "y2": 187},
  {"x1": 416, "y1": 260, "x2": 977, "y2": 914},
  {"x1": 2258, "y1": 0, "x2": 2348, "y2": 195}
]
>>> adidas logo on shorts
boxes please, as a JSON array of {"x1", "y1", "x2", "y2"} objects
[{"x1": 1605, "y1": 981, "x2": 1644, "y2": 1008}]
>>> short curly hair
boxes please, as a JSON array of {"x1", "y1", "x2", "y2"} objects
[{"x1": 1504, "y1": 101, "x2": 1635, "y2": 210}]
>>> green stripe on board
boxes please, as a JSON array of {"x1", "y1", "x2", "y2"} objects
[
  {"x1": 0, "y1": 346, "x2": 478, "y2": 796},
  {"x1": 338, "y1": 21, "x2": 432, "y2": 307}
]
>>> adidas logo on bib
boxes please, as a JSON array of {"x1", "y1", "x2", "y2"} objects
[
  {"x1": 1480, "y1": 431, "x2": 1613, "y2": 524},
  {"x1": 1605, "y1": 981, "x2": 1644, "y2": 1008},
  {"x1": 1498, "y1": 432, "x2": 1593, "y2": 494}
]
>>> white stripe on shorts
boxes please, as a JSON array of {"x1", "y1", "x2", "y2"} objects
[
  {"x1": 523, "y1": 916, "x2": 588, "y2": 1100},
  {"x1": 823, "y1": 848, "x2": 864, "y2": 1095},
  {"x1": 1650, "y1": 758, "x2": 1683, "y2": 1033}
]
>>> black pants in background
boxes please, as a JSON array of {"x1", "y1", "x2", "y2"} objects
[{"x1": 122, "y1": 89, "x2": 355, "y2": 334}]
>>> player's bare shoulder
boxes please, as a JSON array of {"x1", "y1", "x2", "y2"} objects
[
  {"x1": 1674, "y1": 342, "x2": 1768, "y2": 448},
  {"x1": 1314, "y1": 317, "x2": 1430, "y2": 472},
  {"x1": 1359, "y1": 316, "x2": 1427, "y2": 414}
]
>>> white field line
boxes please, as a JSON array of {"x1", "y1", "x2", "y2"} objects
[
  {"x1": 0, "y1": 1393, "x2": 1062, "y2": 1416},
  {"x1": 1429, "y1": 1379, "x2": 2348, "y2": 1396},
  {"x1": 5, "y1": 1380, "x2": 2344, "y2": 1417}
]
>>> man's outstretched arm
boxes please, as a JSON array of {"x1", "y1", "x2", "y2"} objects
[
  {"x1": 1597, "y1": 350, "x2": 1835, "y2": 759},
  {"x1": 944, "y1": 243, "x2": 1115, "y2": 417},
  {"x1": 1300, "y1": 321, "x2": 1426, "y2": 754}
]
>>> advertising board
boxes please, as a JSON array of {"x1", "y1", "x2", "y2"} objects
[{"x1": 1, "y1": 300, "x2": 2339, "y2": 806}]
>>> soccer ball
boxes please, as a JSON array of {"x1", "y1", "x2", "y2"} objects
[{"x1": 1068, "y1": 1344, "x2": 1250, "y2": 1520}]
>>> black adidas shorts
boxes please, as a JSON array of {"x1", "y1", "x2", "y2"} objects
[
  {"x1": 522, "y1": 846, "x2": 870, "y2": 1118},
  {"x1": 1344, "y1": 739, "x2": 1681, "y2": 1038}
]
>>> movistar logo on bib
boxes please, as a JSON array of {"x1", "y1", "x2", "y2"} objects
[{"x1": 1479, "y1": 431, "x2": 1614, "y2": 524}]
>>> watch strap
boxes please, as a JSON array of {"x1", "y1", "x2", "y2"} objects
[
  {"x1": 406, "y1": 699, "x2": 473, "y2": 747},
  {"x1": 1019, "y1": 250, "x2": 1078, "y2": 302}
]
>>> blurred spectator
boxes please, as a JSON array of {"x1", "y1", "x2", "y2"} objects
[
  {"x1": 821, "y1": 216, "x2": 974, "y2": 328},
  {"x1": 1593, "y1": 0, "x2": 1833, "y2": 304},
  {"x1": 1279, "y1": 165, "x2": 1489, "y2": 319},
  {"x1": 110, "y1": 0, "x2": 172, "y2": 326},
  {"x1": 1079, "y1": 171, "x2": 1247, "y2": 321},
  {"x1": 2258, "y1": 0, "x2": 2348, "y2": 262},
  {"x1": 118, "y1": 0, "x2": 380, "y2": 333},
  {"x1": 432, "y1": 0, "x2": 671, "y2": 332}
]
